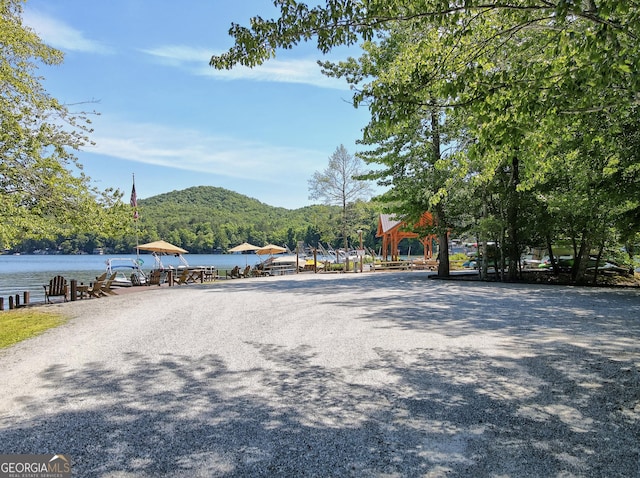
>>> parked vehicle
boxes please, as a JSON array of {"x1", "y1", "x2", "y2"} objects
[{"x1": 538, "y1": 256, "x2": 630, "y2": 275}]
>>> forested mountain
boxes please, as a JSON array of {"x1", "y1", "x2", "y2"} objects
[{"x1": 16, "y1": 186, "x2": 381, "y2": 254}]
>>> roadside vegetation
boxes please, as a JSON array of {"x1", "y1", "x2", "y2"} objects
[
  {"x1": 0, "y1": 309, "x2": 68, "y2": 349},
  {"x1": 210, "y1": 2, "x2": 640, "y2": 285},
  {"x1": 0, "y1": 1, "x2": 128, "y2": 253}
]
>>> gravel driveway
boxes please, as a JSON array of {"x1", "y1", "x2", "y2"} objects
[{"x1": 1, "y1": 272, "x2": 639, "y2": 477}]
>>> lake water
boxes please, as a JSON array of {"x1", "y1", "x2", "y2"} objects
[{"x1": 0, "y1": 253, "x2": 265, "y2": 305}]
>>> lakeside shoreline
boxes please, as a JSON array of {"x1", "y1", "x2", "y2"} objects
[{"x1": 3, "y1": 265, "x2": 640, "y2": 312}]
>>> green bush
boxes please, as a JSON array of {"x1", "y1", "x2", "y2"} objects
[{"x1": 449, "y1": 253, "x2": 468, "y2": 261}]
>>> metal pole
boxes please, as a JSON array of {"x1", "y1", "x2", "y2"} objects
[
  {"x1": 132, "y1": 173, "x2": 140, "y2": 261},
  {"x1": 357, "y1": 230, "x2": 363, "y2": 272}
]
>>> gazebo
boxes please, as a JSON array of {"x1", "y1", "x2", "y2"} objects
[{"x1": 376, "y1": 212, "x2": 437, "y2": 261}]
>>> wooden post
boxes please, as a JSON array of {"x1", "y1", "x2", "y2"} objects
[
  {"x1": 313, "y1": 249, "x2": 317, "y2": 273},
  {"x1": 70, "y1": 280, "x2": 77, "y2": 301},
  {"x1": 0, "y1": 297, "x2": 4, "y2": 311},
  {"x1": 9, "y1": 296, "x2": 14, "y2": 310},
  {"x1": 15, "y1": 294, "x2": 20, "y2": 308},
  {"x1": 23, "y1": 291, "x2": 29, "y2": 306}
]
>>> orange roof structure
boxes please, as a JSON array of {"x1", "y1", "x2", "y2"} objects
[{"x1": 376, "y1": 212, "x2": 437, "y2": 261}]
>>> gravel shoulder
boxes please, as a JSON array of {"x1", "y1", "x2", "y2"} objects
[{"x1": 0, "y1": 272, "x2": 639, "y2": 477}]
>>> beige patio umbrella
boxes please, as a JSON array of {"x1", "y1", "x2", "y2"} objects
[
  {"x1": 228, "y1": 242, "x2": 261, "y2": 253},
  {"x1": 229, "y1": 241, "x2": 261, "y2": 266},
  {"x1": 256, "y1": 244, "x2": 287, "y2": 255},
  {"x1": 137, "y1": 240, "x2": 188, "y2": 254}
]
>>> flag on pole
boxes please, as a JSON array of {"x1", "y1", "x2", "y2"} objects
[{"x1": 130, "y1": 180, "x2": 139, "y2": 220}]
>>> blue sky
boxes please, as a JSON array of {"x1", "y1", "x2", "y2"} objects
[{"x1": 22, "y1": 0, "x2": 372, "y2": 209}]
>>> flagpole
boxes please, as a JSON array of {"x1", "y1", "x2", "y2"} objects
[{"x1": 131, "y1": 173, "x2": 140, "y2": 261}]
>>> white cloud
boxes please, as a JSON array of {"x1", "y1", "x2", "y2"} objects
[
  {"x1": 141, "y1": 45, "x2": 208, "y2": 65},
  {"x1": 141, "y1": 45, "x2": 349, "y2": 90},
  {"x1": 22, "y1": 10, "x2": 114, "y2": 54},
  {"x1": 84, "y1": 117, "x2": 324, "y2": 182}
]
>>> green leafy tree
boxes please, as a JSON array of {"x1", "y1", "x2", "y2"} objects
[
  {"x1": 319, "y1": 22, "x2": 485, "y2": 276},
  {"x1": 210, "y1": 0, "x2": 640, "y2": 283},
  {"x1": 1, "y1": 0, "x2": 127, "y2": 249},
  {"x1": 524, "y1": 109, "x2": 640, "y2": 283},
  {"x1": 210, "y1": 1, "x2": 640, "y2": 116},
  {"x1": 308, "y1": 145, "x2": 373, "y2": 254}
]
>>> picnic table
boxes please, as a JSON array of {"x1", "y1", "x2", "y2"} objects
[
  {"x1": 374, "y1": 261, "x2": 414, "y2": 271},
  {"x1": 264, "y1": 264, "x2": 297, "y2": 275}
]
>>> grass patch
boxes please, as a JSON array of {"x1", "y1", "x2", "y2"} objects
[{"x1": 0, "y1": 309, "x2": 68, "y2": 349}]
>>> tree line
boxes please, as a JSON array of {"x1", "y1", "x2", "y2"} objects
[
  {"x1": 14, "y1": 186, "x2": 382, "y2": 255},
  {"x1": 210, "y1": 1, "x2": 640, "y2": 283}
]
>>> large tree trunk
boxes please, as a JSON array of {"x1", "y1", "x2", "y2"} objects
[
  {"x1": 480, "y1": 200, "x2": 488, "y2": 280},
  {"x1": 572, "y1": 232, "x2": 591, "y2": 284},
  {"x1": 546, "y1": 234, "x2": 559, "y2": 275},
  {"x1": 437, "y1": 232, "x2": 450, "y2": 277},
  {"x1": 591, "y1": 241, "x2": 605, "y2": 285},
  {"x1": 506, "y1": 155, "x2": 520, "y2": 281},
  {"x1": 434, "y1": 207, "x2": 450, "y2": 277},
  {"x1": 431, "y1": 110, "x2": 450, "y2": 278},
  {"x1": 480, "y1": 238, "x2": 488, "y2": 280},
  {"x1": 499, "y1": 224, "x2": 506, "y2": 281}
]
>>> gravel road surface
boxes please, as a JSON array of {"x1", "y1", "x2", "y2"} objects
[{"x1": 0, "y1": 272, "x2": 639, "y2": 477}]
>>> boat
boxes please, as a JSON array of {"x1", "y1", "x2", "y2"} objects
[
  {"x1": 137, "y1": 240, "x2": 190, "y2": 271},
  {"x1": 260, "y1": 254, "x2": 306, "y2": 275},
  {"x1": 316, "y1": 243, "x2": 362, "y2": 263},
  {"x1": 105, "y1": 258, "x2": 147, "y2": 287}
]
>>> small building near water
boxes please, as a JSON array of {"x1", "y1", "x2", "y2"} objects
[{"x1": 376, "y1": 212, "x2": 437, "y2": 261}]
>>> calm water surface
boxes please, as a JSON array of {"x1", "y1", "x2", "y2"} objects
[{"x1": 0, "y1": 253, "x2": 263, "y2": 304}]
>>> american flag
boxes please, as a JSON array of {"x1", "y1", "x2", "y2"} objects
[{"x1": 130, "y1": 182, "x2": 139, "y2": 220}]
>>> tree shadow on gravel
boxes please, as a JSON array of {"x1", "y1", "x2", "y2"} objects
[
  {"x1": 1, "y1": 273, "x2": 638, "y2": 476},
  {"x1": 207, "y1": 272, "x2": 640, "y2": 339},
  {"x1": 1, "y1": 346, "x2": 638, "y2": 475}
]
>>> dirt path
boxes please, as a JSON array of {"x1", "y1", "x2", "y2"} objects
[{"x1": 1, "y1": 272, "x2": 638, "y2": 476}]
